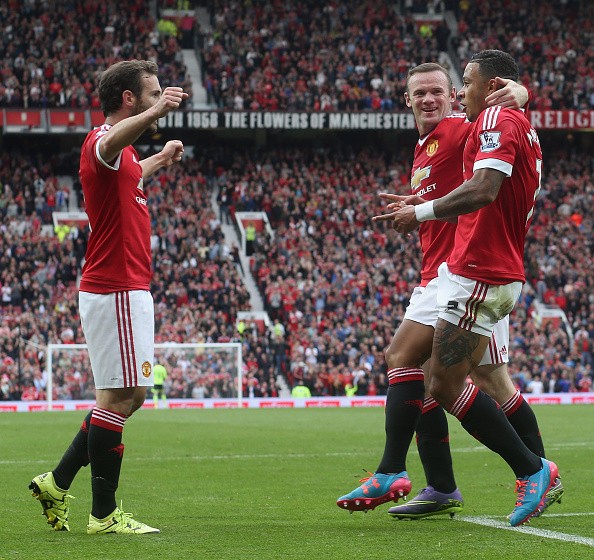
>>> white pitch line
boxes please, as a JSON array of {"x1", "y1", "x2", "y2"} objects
[
  {"x1": 456, "y1": 516, "x2": 594, "y2": 548},
  {"x1": 480, "y1": 512, "x2": 594, "y2": 519},
  {"x1": 0, "y1": 440, "x2": 590, "y2": 466}
]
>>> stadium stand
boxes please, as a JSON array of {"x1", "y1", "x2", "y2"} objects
[
  {"x1": 454, "y1": 0, "x2": 594, "y2": 110},
  {"x1": 199, "y1": 0, "x2": 443, "y2": 111},
  {"x1": 0, "y1": 0, "x2": 192, "y2": 109},
  {"x1": 2, "y1": 140, "x2": 592, "y2": 401},
  {"x1": 0, "y1": 1, "x2": 592, "y2": 402}
]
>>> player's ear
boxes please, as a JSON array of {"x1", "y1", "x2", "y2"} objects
[
  {"x1": 404, "y1": 92, "x2": 412, "y2": 108},
  {"x1": 450, "y1": 87, "x2": 457, "y2": 103},
  {"x1": 122, "y1": 89, "x2": 135, "y2": 108},
  {"x1": 487, "y1": 78, "x2": 500, "y2": 95}
]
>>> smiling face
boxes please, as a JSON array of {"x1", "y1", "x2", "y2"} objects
[
  {"x1": 405, "y1": 69, "x2": 456, "y2": 136},
  {"x1": 458, "y1": 62, "x2": 492, "y2": 122}
]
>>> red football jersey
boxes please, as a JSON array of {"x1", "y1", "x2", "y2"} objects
[
  {"x1": 79, "y1": 125, "x2": 152, "y2": 293},
  {"x1": 447, "y1": 106, "x2": 543, "y2": 284},
  {"x1": 411, "y1": 114, "x2": 470, "y2": 284}
]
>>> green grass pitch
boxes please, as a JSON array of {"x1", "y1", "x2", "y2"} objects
[{"x1": 1, "y1": 405, "x2": 592, "y2": 560}]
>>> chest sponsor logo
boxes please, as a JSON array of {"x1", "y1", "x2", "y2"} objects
[
  {"x1": 479, "y1": 131, "x2": 502, "y2": 153},
  {"x1": 426, "y1": 139, "x2": 439, "y2": 157},
  {"x1": 411, "y1": 165, "x2": 431, "y2": 190}
]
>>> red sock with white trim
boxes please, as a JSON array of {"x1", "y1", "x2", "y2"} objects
[
  {"x1": 502, "y1": 390, "x2": 545, "y2": 458},
  {"x1": 376, "y1": 368, "x2": 425, "y2": 474},
  {"x1": 415, "y1": 397, "x2": 457, "y2": 493},
  {"x1": 89, "y1": 407, "x2": 127, "y2": 519},
  {"x1": 449, "y1": 383, "x2": 541, "y2": 478}
]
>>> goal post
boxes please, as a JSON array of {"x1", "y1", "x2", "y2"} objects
[{"x1": 46, "y1": 342, "x2": 243, "y2": 410}]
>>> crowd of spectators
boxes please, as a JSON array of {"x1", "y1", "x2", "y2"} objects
[
  {"x1": 0, "y1": 0, "x2": 592, "y2": 401},
  {"x1": 1, "y1": 1, "x2": 591, "y2": 113},
  {"x1": 1, "y1": 137, "x2": 592, "y2": 402},
  {"x1": 0, "y1": 150, "x2": 75, "y2": 226},
  {"x1": 510, "y1": 145, "x2": 594, "y2": 393},
  {"x1": 0, "y1": 0, "x2": 192, "y2": 109},
  {"x1": 0, "y1": 149, "x2": 275, "y2": 401},
  {"x1": 453, "y1": 0, "x2": 594, "y2": 110},
  {"x1": 200, "y1": 0, "x2": 447, "y2": 112},
  {"x1": 199, "y1": 0, "x2": 592, "y2": 112},
  {"x1": 231, "y1": 144, "x2": 593, "y2": 398},
  {"x1": 224, "y1": 145, "x2": 409, "y2": 397}
]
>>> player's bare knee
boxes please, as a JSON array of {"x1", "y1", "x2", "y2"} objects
[
  {"x1": 384, "y1": 343, "x2": 399, "y2": 369},
  {"x1": 130, "y1": 387, "x2": 148, "y2": 414},
  {"x1": 384, "y1": 343, "x2": 424, "y2": 370},
  {"x1": 472, "y1": 364, "x2": 515, "y2": 404}
]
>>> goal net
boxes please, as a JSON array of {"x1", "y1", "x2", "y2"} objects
[{"x1": 46, "y1": 342, "x2": 243, "y2": 409}]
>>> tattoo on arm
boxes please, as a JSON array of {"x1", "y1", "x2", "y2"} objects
[{"x1": 434, "y1": 322, "x2": 481, "y2": 369}]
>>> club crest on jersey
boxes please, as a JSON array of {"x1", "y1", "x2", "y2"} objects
[
  {"x1": 426, "y1": 139, "x2": 439, "y2": 157},
  {"x1": 479, "y1": 131, "x2": 501, "y2": 153},
  {"x1": 141, "y1": 361, "x2": 152, "y2": 378},
  {"x1": 411, "y1": 165, "x2": 431, "y2": 190}
]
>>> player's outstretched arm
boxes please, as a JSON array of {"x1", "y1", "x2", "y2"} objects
[
  {"x1": 140, "y1": 140, "x2": 185, "y2": 179},
  {"x1": 100, "y1": 87, "x2": 188, "y2": 163},
  {"x1": 379, "y1": 168, "x2": 505, "y2": 235},
  {"x1": 373, "y1": 192, "x2": 456, "y2": 229},
  {"x1": 431, "y1": 168, "x2": 505, "y2": 219},
  {"x1": 390, "y1": 167, "x2": 505, "y2": 234}
]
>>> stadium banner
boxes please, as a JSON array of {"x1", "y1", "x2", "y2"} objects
[
  {"x1": 163, "y1": 109, "x2": 594, "y2": 131},
  {"x1": 157, "y1": 111, "x2": 418, "y2": 130},
  {"x1": 4, "y1": 109, "x2": 594, "y2": 132},
  {"x1": 2, "y1": 393, "x2": 594, "y2": 412},
  {"x1": 529, "y1": 110, "x2": 594, "y2": 129}
]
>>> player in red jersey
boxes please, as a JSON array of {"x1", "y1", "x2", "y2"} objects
[
  {"x1": 337, "y1": 63, "x2": 557, "y2": 519},
  {"x1": 386, "y1": 50, "x2": 561, "y2": 526},
  {"x1": 30, "y1": 60, "x2": 187, "y2": 534}
]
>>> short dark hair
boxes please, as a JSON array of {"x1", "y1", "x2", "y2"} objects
[
  {"x1": 406, "y1": 63, "x2": 453, "y2": 92},
  {"x1": 469, "y1": 50, "x2": 519, "y2": 82},
  {"x1": 98, "y1": 60, "x2": 159, "y2": 116}
]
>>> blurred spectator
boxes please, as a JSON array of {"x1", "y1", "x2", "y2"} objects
[{"x1": 526, "y1": 374, "x2": 545, "y2": 394}]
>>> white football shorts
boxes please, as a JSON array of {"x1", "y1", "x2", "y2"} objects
[
  {"x1": 405, "y1": 276, "x2": 509, "y2": 365},
  {"x1": 79, "y1": 290, "x2": 155, "y2": 389},
  {"x1": 435, "y1": 262, "x2": 522, "y2": 338}
]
